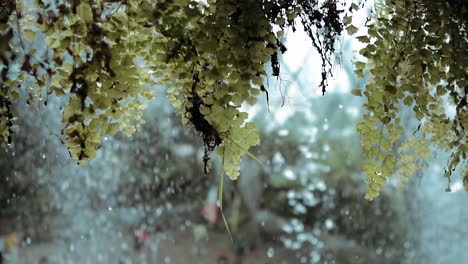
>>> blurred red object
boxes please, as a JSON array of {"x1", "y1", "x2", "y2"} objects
[
  {"x1": 201, "y1": 202, "x2": 219, "y2": 224},
  {"x1": 133, "y1": 229, "x2": 149, "y2": 251}
]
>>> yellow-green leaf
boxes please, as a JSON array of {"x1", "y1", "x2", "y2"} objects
[{"x1": 351, "y1": 89, "x2": 362, "y2": 96}]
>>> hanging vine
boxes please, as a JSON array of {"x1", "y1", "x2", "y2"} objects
[
  {"x1": 351, "y1": 0, "x2": 467, "y2": 199},
  {"x1": 0, "y1": 0, "x2": 349, "y2": 180},
  {"x1": 2, "y1": 0, "x2": 465, "y2": 198}
]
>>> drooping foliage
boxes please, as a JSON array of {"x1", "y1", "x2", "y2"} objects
[
  {"x1": 147, "y1": 0, "x2": 350, "y2": 179},
  {"x1": 350, "y1": 0, "x2": 467, "y2": 200},
  {"x1": 0, "y1": 0, "x2": 466, "y2": 198},
  {"x1": 0, "y1": 104, "x2": 57, "y2": 222},
  {"x1": 2, "y1": 0, "x2": 156, "y2": 162},
  {"x1": 0, "y1": 0, "x2": 348, "y2": 180}
]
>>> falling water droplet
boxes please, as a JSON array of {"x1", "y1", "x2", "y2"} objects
[
  {"x1": 323, "y1": 118, "x2": 329, "y2": 131},
  {"x1": 267, "y1": 247, "x2": 274, "y2": 258},
  {"x1": 324, "y1": 218, "x2": 334, "y2": 230}
]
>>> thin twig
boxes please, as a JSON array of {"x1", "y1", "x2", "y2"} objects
[
  {"x1": 218, "y1": 147, "x2": 233, "y2": 242},
  {"x1": 14, "y1": 1, "x2": 26, "y2": 54},
  {"x1": 109, "y1": 2, "x2": 123, "y2": 18}
]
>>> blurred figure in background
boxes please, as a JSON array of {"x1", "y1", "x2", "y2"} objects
[
  {"x1": 201, "y1": 187, "x2": 219, "y2": 225},
  {"x1": 133, "y1": 228, "x2": 149, "y2": 251},
  {"x1": 0, "y1": 232, "x2": 19, "y2": 264}
]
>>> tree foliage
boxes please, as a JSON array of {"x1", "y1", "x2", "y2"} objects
[
  {"x1": 0, "y1": 0, "x2": 466, "y2": 199},
  {"x1": 0, "y1": 104, "x2": 56, "y2": 221},
  {"x1": 351, "y1": 0, "x2": 467, "y2": 199},
  {"x1": 0, "y1": 0, "x2": 348, "y2": 179}
]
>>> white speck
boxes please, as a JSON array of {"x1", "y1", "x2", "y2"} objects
[
  {"x1": 296, "y1": 233, "x2": 307, "y2": 242},
  {"x1": 311, "y1": 251, "x2": 321, "y2": 263},
  {"x1": 323, "y1": 144, "x2": 330, "y2": 152},
  {"x1": 42, "y1": 153, "x2": 46, "y2": 159},
  {"x1": 108, "y1": 207, "x2": 112, "y2": 211},
  {"x1": 291, "y1": 219, "x2": 304, "y2": 232},
  {"x1": 61, "y1": 181, "x2": 70, "y2": 191},
  {"x1": 294, "y1": 203, "x2": 306, "y2": 214},
  {"x1": 299, "y1": 146, "x2": 314, "y2": 159},
  {"x1": 310, "y1": 127, "x2": 318, "y2": 136},
  {"x1": 450, "y1": 181, "x2": 463, "y2": 192},
  {"x1": 282, "y1": 224, "x2": 293, "y2": 234},
  {"x1": 324, "y1": 219, "x2": 334, "y2": 230},
  {"x1": 376, "y1": 247, "x2": 383, "y2": 255},
  {"x1": 346, "y1": 106, "x2": 360, "y2": 117},
  {"x1": 272, "y1": 152, "x2": 285, "y2": 165},
  {"x1": 339, "y1": 104, "x2": 343, "y2": 109},
  {"x1": 173, "y1": 144, "x2": 195, "y2": 157},
  {"x1": 288, "y1": 199, "x2": 297, "y2": 206},
  {"x1": 278, "y1": 129, "x2": 289, "y2": 136},
  {"x1": 445, "y1": 103, "x2": 456, "y2": 120},
  {"x1": 267, "y1": 247, "x2": 275, "y2": 258},
  {"x1": 284, "y1": 169, "x2": 296, "y2": 180},
  {"x1": 302, "y1": 191, "x2": 318, "y2": 207},
  {"x1": 322, "y1": 118, "x2": 328, "y2": 131},
  {"x1": 315, "y1": 180, "x2": 327, "y2": 191},
  {"x1": 281, "y1": 237, "x2": 293, "y2": 248}
]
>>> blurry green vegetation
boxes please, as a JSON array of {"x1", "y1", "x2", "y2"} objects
[
  {"x1": 113, "y1": 99, "x2": 213, "y2": 207},
  {"x1": 0, "y1": 0, "x2": 349, "y2": 183},
  {"x1": 0, "y1": 0, "x2": 465, "y2": 201},
  {"x1": 353, "y1": 0, "x2": 467, "y2": 200},
  {"x1": 0, "y1": 104, "x2": 59, "y2": 238},
  {"x1": 0, "y1": 0, "x2": 466, "y2": 262},
  {"x1": 255, "y1": 93, "x2": 406, "y2": 261}
]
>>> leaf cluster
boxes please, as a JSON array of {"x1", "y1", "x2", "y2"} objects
[
  {"x1": 351, "y1": 0, "x2": 467, "y2": 199},
  {"x1": 0, "y1": 0, "x2": 352, "y2": 180}
]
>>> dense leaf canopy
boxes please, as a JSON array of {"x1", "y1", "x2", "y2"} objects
[
  {"x1": 352, "y1": 0, "x2": 467, "y2": 199},
  {"x1": 0, "y1": 0, "x2": 466, "y2": 200}
]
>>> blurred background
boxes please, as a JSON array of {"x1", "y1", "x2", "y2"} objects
[{"x1": 1, "y1": 13, "x2": 468, "y2": 264}]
